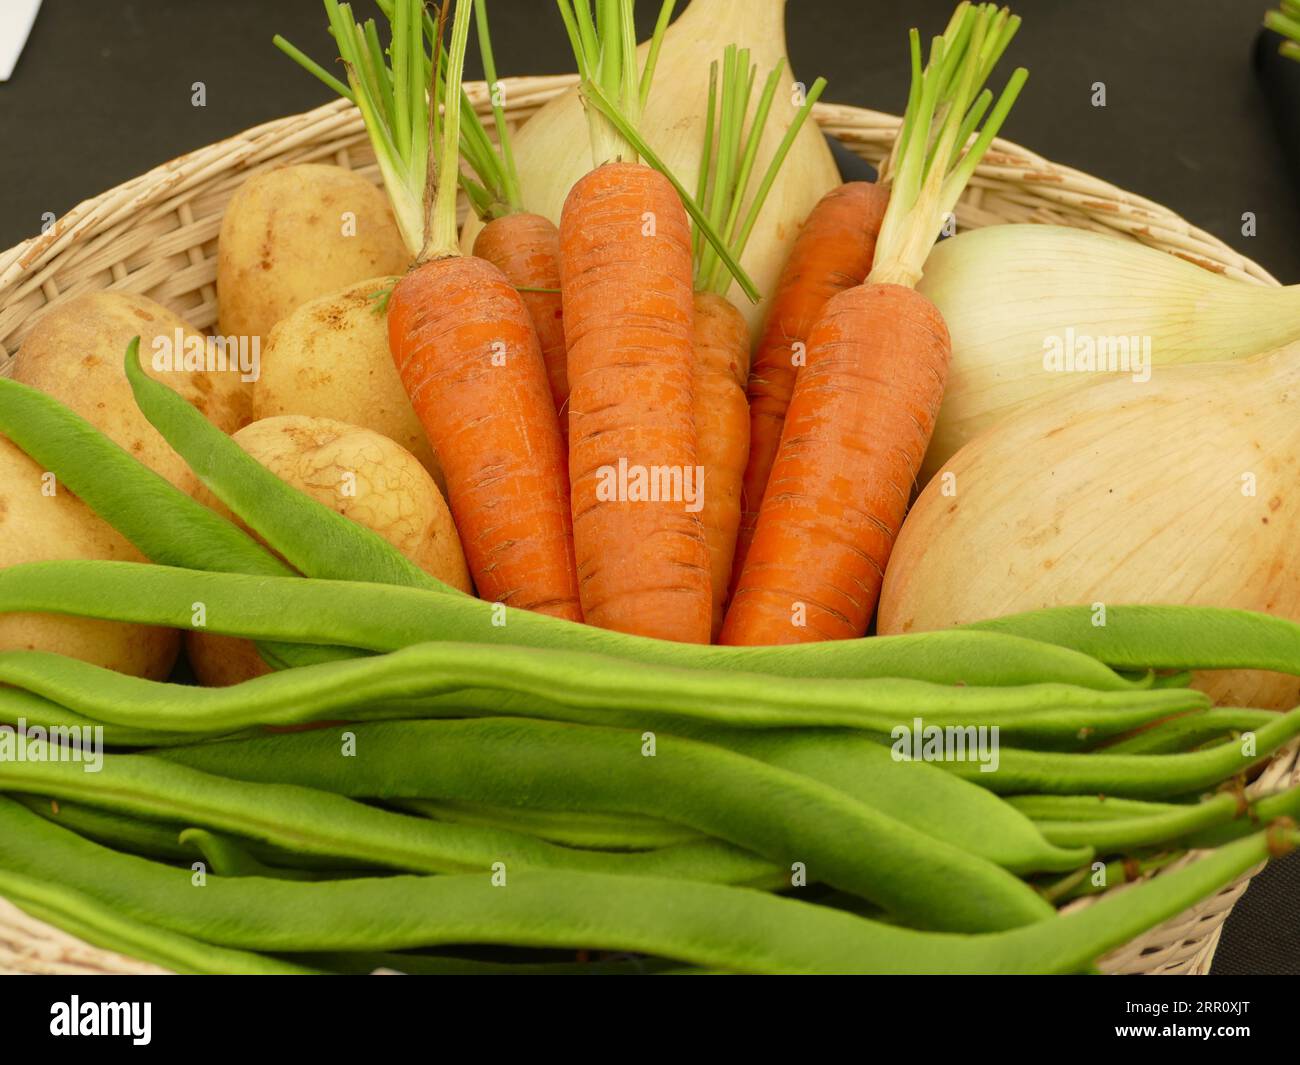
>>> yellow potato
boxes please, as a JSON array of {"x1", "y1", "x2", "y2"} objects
[
  {"x1": 187, "y1": 415, "x2": 470, "y2": 686},
  {"x1": 0, "y1": 435, "x2": 178, "y2": 679},
  {"x1": 254, "y1": 277, "x2": 443, "y2": 489},
  {"x1": 217, "y1": 164, "x2": 410, "y2": 345},
  {"x1": 12, "y1": 291, "x2": 251, "y2": 495}
]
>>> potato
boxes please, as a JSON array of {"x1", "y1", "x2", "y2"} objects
[
  {"x1": 217, "y1": 164, "x2": 410, "y2": 346},
  {"x1": 187, "y1": 415, "x2": 470, "y2": 686},
  {"x1": 0, "y1": 435, "x2": 178, "y2": 679},
  {"x1": 254, "y1": 277, "x2": 442, "y2": 489},
  {"x1": 12, "y1": 291, "x2": 251, "y2": 495}
]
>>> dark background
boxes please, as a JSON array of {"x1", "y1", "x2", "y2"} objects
[{"x1": 1, "y1": 0, "x2": 1297, "y2": 973}]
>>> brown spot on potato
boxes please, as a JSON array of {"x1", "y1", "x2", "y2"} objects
[{"x1": 1269, "y1": 495, "x2": 1283, "y2": 511}]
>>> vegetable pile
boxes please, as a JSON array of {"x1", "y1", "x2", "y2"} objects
[{"x1": 2, "y1": 0, "x2": 1299, "y2": 976}]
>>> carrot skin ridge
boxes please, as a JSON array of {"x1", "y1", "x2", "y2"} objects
[
  {"x1": 721, "y1": 283, "x2": 950, "y2": 646},
  {"x1": 388, "y1": 254, "x2": 581, "y2": 621}
]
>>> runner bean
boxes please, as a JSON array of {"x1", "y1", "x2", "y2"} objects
[
  {"x1": 0, "y1": 560, "x2": 1149, "y2": 690},
  {"x1": 0, "y1": 797, "x2": 1289, "y2": 975},
  {"x1": 157, "y1": 718, "x2": 1056, "y2": 930}
]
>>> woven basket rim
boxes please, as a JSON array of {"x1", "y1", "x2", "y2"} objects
[{"x1": 0, "y1": 73, "x2": 1295, "y2": 976}]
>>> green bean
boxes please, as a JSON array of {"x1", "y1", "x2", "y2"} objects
[
  {"x1": 0, "y1": 560, "x2": 1150, "y2": 690},
  {"x1": 158, "y1": 718, "x2": 1053, "y2": 930},
  {"x1": 0, "y1": 376, "x2": 287, "y2": 578},
  {"x1": 933, "y1": 707, "x2": 1300, "y2": 797},
  {"x1": 0, "y1": 638, "x2": 1206, "y2": 739},
  {"x1": 1103, "y1": 708, "x2": 1278, "y2": 755},
  {"x1": 0, "y1": 377, "x2": 339, "y2": 671},
  {"x1": 0, "y1": 750, "x2": 781, "y2": 889},
  {"x1": 12, "y1": 792, "x2": 193, "y2": 862},
  {"x1": 0, "y1": 685, "x2": 195, "y2": 747},
  {"x1": 633, "y1": 725, "x2": 1090, "y2": 873},
  {"x1": 1186, "y1": 783, "x2": 1300, "y2": 849},
  {"x1": 164, "y1": 718, "x2": 1087, "y2": 875},
  {"x1": 1041, "y1": 852, "x2": 1184, "y2": 904},
  {"x1": 9, "y1": 792, "x2": 370, "y2": 873},
  {"x1": 398, "y1": 799, "x2": 702, "y2": 851},
  {"x1": 0, "y1": 797, "x2": 1290, "y2": 974},
  {"x1": 965, "y1": 604, "x2": 1300, "y2": 677},
  {"x1": 1033, "y1": 793, "x2": 1245, "y2": 853},
  {"x1": 123, "y1": 339, "x2": 441, "y2": 594},
  {"x1": 0, "y1": 867, "x2": 317, "y2": 975},
  {"x1": 1005, "y1": 795, "x2": 1189, "y2": 822},
  {"x1": 178, "y1": 829, "x2": 336, "y2": 881}
]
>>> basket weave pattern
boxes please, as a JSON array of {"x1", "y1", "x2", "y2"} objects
[{"x1": 0, "y1": 75, "x2": 1296, "y2": 975}]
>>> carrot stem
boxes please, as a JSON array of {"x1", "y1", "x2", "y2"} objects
[
  {"x1": 638, "y1": 0, "x2": 678, "y2": 111},
  {"x1": 424, "y1": 0, "x2": 474, "y2": 260},
  {"x1": 869, "y1": 2, "x2": 1027, "y2": 289},
  {"x1": 711, "y1": 72, "x2": 823, "y2": 296},
  {"x1": 692, "y1": 59, "x2": 719, "y2": 263},
  {"x1": 475, "y1": 0, "x2": 523, "y2": 212},
  {"x1": 272, "y1": 34, "x2": 354, "y2": 100},
  {"x1": 691, "y1": 48, "x2": 823, "y2": 297}
]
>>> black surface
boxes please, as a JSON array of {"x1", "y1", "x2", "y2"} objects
[{"x1": 0, "y1": 0, "x2": 1298, "y2": 974}]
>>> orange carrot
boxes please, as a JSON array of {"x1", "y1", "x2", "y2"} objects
[
  {"x1": 389, "y1": 255, "x2": 580, "y2": 620},
  {"x1": 686, "y1": 47, "x2": 825, "y2": 637},
  {"x1": 722, "y1": 284, "x2": 949, "y2": 644},
  {"x1": 691, "y1": 290, "x2": 750, "y2": 639},
  {"x1": 730, "y1": 180, "x2": 890, "y2": 589},
  {"x1": 722, "y1": 2, "x2": 1028, "y2": 645},
  {"x1": 473, "y1": 213, "x2": 569, "y2": 416},
  {"x1": 461, "y1": 8, "x2": 569, "y2": 421},
  {"x1": 562, "y1": 161, "x2": 711, "y2": 642},
  {"x1": 556, "y1": 0, "x2": 759, "y2": 641},
  {"x1": 283, "y1": 0, "x2": 584, "y2": 621}
]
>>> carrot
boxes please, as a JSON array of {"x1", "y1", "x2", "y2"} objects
[
  {"x1": 688, "y1": 47, "x2": 824, "y2": 638},
  {"x1": 722, "y1": 2, "x2": 1028, "y2": 645},
  {"x1": 556, "y1": 0, "x2": 757, "y2": 642},
  {"x1": 690, "y1": 292, "x2": 750, "y2": 637},
  {"x1": 461, "y1": 4, "x2": 569, "y2": 419},
  {"x1": 389, "y1": 254, "x2": 579, "y2": 619},
  {"x1": 289, "y1": 0, "x2": 581, "y2": 620},
  {"x1": 473, "y1": 214, "x2": 568, "y2": 415},
  {"x1": 562, "y1": 162, "x2": 709, "y2": 641},
  {"x1": 730, "y1": 180, "x2": 890, "y2": 588}
]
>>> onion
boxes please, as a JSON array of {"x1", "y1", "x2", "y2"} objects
[
  {"x1": 878, "y1": 342, "x2": 1300, "y2": 710},
  {"x1": 460, "y1": 0, "x2": 840, "y2": 335},
  {"x1": 915, "y1": 224, "x2": 1300, "y2": 481}
]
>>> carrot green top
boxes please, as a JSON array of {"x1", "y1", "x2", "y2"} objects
[
  {"x1": 870, "y1": 2, "x2": 1028, "y2": 289},
  {"x1": 275, "y1": 0, "x2": 475, "y2": 261},
  {"x1": 692, "y1": 47, "x2": 824, "y2": 297},
  {"x1": 1265, "y1": 3, "x2": 1300, "y2": 61}
]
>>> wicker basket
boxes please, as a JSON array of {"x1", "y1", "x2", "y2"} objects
[{"x1": 1, "y1": 75, "x2": 1296, "y2": 975}]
